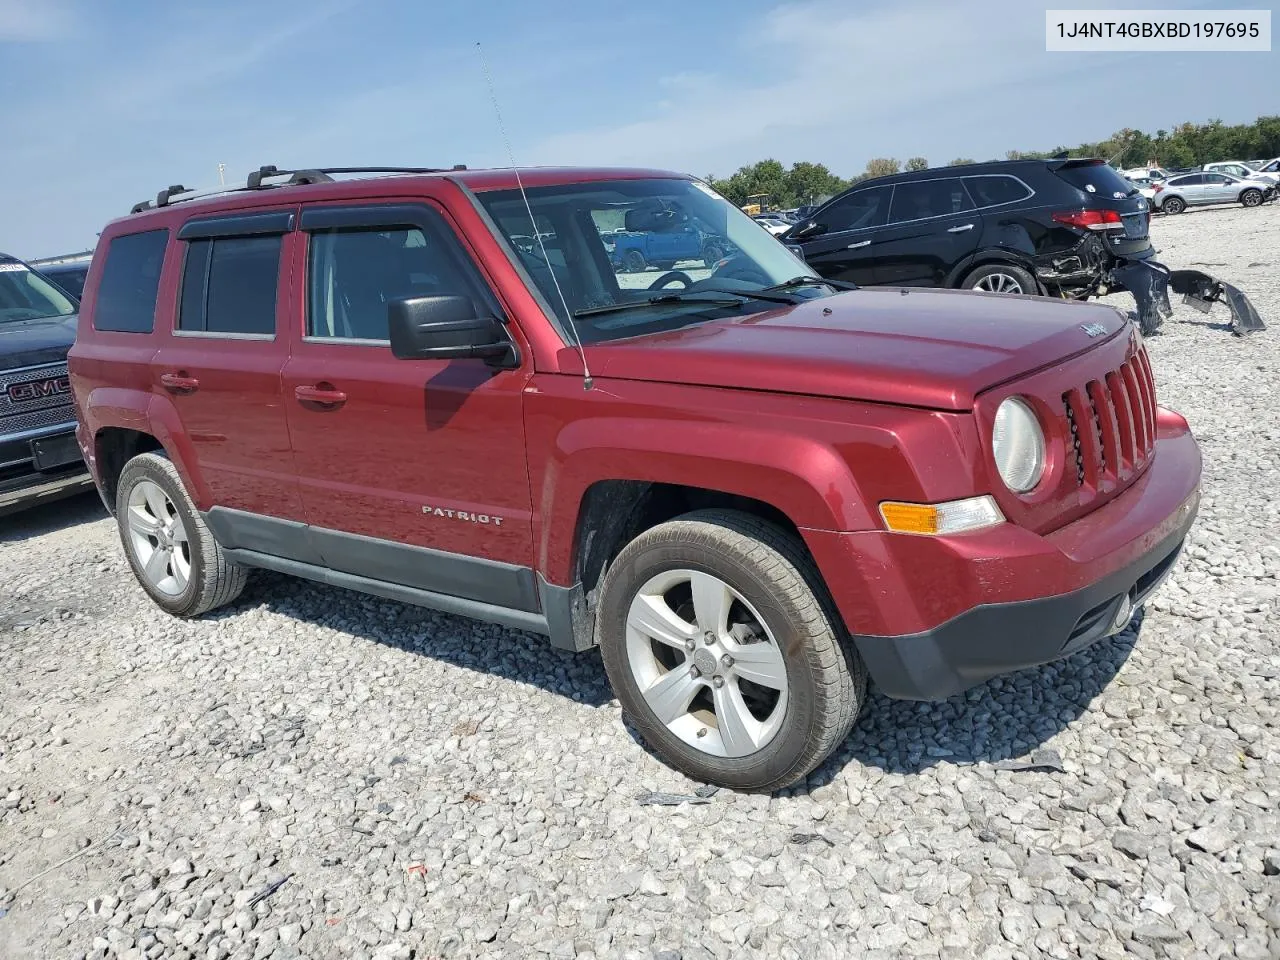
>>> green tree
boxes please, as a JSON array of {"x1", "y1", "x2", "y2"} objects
[
  {"x1": 864, "y1": 157, "x2": 901, "y2": 178},
  {"x1": 947, "y1": 157, "x2": 975, "y2": 166},
  {"x1": 905, "y1": 156, "x2": 929, "y2": 171}
]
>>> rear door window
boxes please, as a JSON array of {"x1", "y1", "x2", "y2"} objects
[
  {"x1": 816, "y1": 186, "x2": 891, "y2": 232},
  {"x1": 178, "y1": 235, "x2": 281, "y2": 336},
  {"x1": 93, "y1": 229, "x2": 169, "y2": 333},
  {"x1": 963, "y1": 175, "x2": 1032, "y2": 208},
  {"x1": 887, "y1": 179, "x2": 975, "y2": 223},
  {"x1": 1170, "y1": 174, "x2": 1204, "y2": 186}
]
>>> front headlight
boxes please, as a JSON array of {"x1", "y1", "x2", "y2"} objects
[{"x1": 992, "y1": 397, "x2": 1046, "y2": 493}]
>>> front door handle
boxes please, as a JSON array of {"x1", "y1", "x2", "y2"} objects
[
  {"x1": 846, "y1": 240, "x2": 871, "y2": 249},
  {"x1": 947, "y1": 223, "x2": 976, "y2": 233},
  {"x1": 159, "y1": 372, "x2": 199, "y2": 394},
  {"x1": 295, "y1": 384, "x2": 348, "y2": 408}
]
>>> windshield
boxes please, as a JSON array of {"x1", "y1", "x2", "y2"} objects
[
  {"x1": 476, "y1": 177, "x2": 830, "y2": 344},
  {"x1": 0, "y1": 260, "x2": 77, "y2": 323}
]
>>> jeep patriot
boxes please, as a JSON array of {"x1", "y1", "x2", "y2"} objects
[{"x1": 68, "y1": 165, "x2": 1202, "y2": 790}]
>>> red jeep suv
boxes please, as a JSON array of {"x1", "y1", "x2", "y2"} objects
[{"x1": 68, "y1": 165, "x2": 1202, "y2": 791}]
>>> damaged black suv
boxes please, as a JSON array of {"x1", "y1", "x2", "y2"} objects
[{"x1": 783, "y1": 158, "x2": 1263, "y2": 335}]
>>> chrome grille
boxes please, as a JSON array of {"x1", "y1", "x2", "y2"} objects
[
  {"x1": 0, "y1": 362, "x2": 75, "y2": 435},
  {"x1": 1062, "y1": 347, "x2": 1157, "y2": 488}
]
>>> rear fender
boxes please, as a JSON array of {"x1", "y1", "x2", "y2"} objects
[
  {"x1": 946, "y1": 247, "x2": 1043, "y2": 293},
  {"x1": 83, "y1": 386, "x2": 208, "y2": 506}
]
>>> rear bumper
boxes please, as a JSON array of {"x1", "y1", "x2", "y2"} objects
[{"x1": 804, "y1": 413, "x2": 1201, "y2": 700}]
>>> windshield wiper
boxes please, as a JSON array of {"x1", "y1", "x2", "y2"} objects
[
  {"x1": 763, "y1": 275, "x2": 859, "y2": 293},
  {"x1": 573, "y1": 293, "x2": 749, "y2": 319}
]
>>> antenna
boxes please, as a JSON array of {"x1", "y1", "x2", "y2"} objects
[{"x1": 476, "y1": 41, "x2": 593, "y2": 391}]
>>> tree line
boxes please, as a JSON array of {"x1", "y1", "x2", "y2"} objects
[{"x1": 706, "y1": 115, "x2": 1280, "y2": 208}]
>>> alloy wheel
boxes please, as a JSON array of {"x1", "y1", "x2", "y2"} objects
[
  {"x1": 625, "y1": 568, "x2": 789, "y2": 758},
  {"x1": 126, "y1": 480, "x2": 191, "y2": 596},
  {"x1": 972, "y1": 272, "x2": 1026, "y2": 294}
]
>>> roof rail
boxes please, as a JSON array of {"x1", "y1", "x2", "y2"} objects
[{"x1": 131, "y1": 164, "x2": 468, "y2": 214}]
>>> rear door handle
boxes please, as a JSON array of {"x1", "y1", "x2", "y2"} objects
[
  {"x1": 846, "y1": 240, "x2": 871, "y2": 249},
  {"x1": 159, "y1": 372, "x2": 199, "y2": 394},
  {"x1": 295, "y1": 384, "x2": 348, "y2": 408},
  {"x1": 947, "y1": 223, "x2": 976, "y2": 233}
]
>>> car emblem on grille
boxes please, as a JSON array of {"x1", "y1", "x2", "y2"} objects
[
  {"x1": 1080, "y1": 323, "x2": 1108, "y2": 338},
  {"x1": 6, "y1": 375, "x2": 71, "y2": 403}
]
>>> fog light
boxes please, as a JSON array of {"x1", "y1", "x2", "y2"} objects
[{"x1": 1109, "y1": 593, "x2": 1135, "y2": 634}]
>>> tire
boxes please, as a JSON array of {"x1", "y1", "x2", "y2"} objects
[
  {"x1": 654, "y1": 261, "x2": 677, "y2": 271},
  {"x1": 963, "y1": 263, "x2": 1037, "y2": 296},
  {"x1": 702, "y1": 242, "x2": 725, "y2": 267},
  {"x1": 115, "y1": 452, "x2": 248, "y2": 617},
  {"x1": 623, "y1": 249, "x2": 647, "y2": 273},
  {"x1": 595, "y1": 508, "x2": 867, "y2": 792},
  {"x1": 1240, "y1": 188, "x2": 1264, "y2": 208},
  {"x1": 1161, "y1": 196, "x2": 1186, "y2": 215}
]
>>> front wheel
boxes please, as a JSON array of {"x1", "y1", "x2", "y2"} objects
[
  {"x1": 623, "y1": 249, "x2": 647, "y2": 273},
  {"x1": 963, "y1": 263, "x2": 1037, "y2": 296},
  {"x1": 1240, "y1": 188, "x2": 1264, "y2": 208},
  {"x1": 595, "y1": 509, "x2": 866, "y2": 791},
  {"x1": 1162, "y1": 196, "x2": 1186, "y2": 214},
  {"x1": 116, "y1": 452, "x2": 248, "y2": 617}
]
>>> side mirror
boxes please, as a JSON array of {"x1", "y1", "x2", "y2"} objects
[
  {"x1": 788, "y1": 219, "x2": 827, "y2": 241},
  {"x1": 388, "y1": 295, "x2": 518, "y2": 366}
]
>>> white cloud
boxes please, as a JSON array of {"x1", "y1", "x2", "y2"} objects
[{"x1": 0, "y1": 0, "x2": 73, "y2": 40}]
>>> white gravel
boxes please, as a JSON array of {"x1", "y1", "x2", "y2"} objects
[{"x1": 2, "y1": 203, "x2": 1278, "y2": 960}]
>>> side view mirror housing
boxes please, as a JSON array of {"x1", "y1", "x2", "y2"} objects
[
  {"x1": 388, "y1": 296, "x2": 518, "y2": 366},
  {"x1": 788, "y1": 219, "x2": 826, "y2": 241}
]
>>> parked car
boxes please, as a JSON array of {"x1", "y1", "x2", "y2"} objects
[
  {"x1": 782, "y1": 158, "x2": 1267, "y2": 335},
  {"x1": 1152, "y1": 172, "x2": 1274, "y2": 213},
  {"x1": 1201, "y1": 161, "x2": 1280, "y2": 187},
  {"x1": 753, "y1": 216, "x2": 792, "y2": 236},
  {"x1": 1121, "y1": 166, "x2": 1170, "y2": 182},
  {"x1": 0, "y1": 253, "x2": 93, "y2": 515},
  {"x1": 27, "y1": 253, "x2": 92, "y2": 300},
  {"x1": 70, "y1": 163, "x2": 1202, "y2": 791},
  {"x1": 1124, "y1": 176, "x2": 1159, "y2": 202},
  {"x1": 608, "y1": 210, "x2": 731, "y2": 272},
  {"x1": 1252, "y1": 157, "x2": 1280, "y2": 175}
]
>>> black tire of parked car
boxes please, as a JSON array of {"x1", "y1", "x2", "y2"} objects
[
  {"x1": 654, "y1": 261, "x2": 677, "y2": 270},
  {"x1": 115, "y1": 452, "x2": 248, "y2": 618},
  {"x1": 594, "y1": 508, "x2": 867, "y2": 792},
  {"x1": 961, "y1": 263, "x2": 1038, "y2": 297},
  {"x1": 702, "y1": 242, "x2": 726, "y2": 267},
  {"x1": 1162, "y1": 196, "x2": 1186, "y2": 214},
  {"x1": 624, "y1": 250, "x2": 647, "y2": 273},
  {"x1": 1240, "y1": 188, "x2": 1264, "y2": 208}
]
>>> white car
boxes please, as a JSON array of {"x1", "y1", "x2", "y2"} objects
[
  {"x1": 1121, "y1": 166, "x2": 1171, "y2": 182},
  {"x1": 1252, "y1": 157, "x2": 1280, "y2": 175},
  {"x1": 1202, "y1": 161, "x2": 1280, "y2": 187},
  {"x1": 754, "y1": 217, "x2": 792, "y2": 236},
  {"x1": 1124, "y1": 176, "x2": 1159, "y2": 201}
]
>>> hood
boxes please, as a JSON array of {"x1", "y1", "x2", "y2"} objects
[
  {"x1": 582, "y1": 288, "x2": 1128, "y2": 411},
  {"x1": 0, "y1": 313, "x2": 78, "y2": 371}
]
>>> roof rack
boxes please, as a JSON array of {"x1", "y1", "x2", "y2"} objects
[{"x1": 130, "y1": 164, "x2": 469, "y2": 215}]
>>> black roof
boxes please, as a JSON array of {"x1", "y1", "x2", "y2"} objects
[{"x1": 850, "y1": 157, "x2": 1109, "y2": 190}]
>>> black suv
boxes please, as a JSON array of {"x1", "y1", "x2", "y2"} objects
[{"x1": 784, "y1": 158, "x2": 1160, "y2": 314}]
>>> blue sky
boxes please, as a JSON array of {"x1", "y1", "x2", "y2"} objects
[{"x1": 0, "y1": 0, "x2": 1275, "y2": 257}]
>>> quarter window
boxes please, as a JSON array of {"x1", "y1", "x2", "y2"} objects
[
  {"x1": 178, "y1": 235, "x2": 281, "y2": 336},
  {"x1": 887, "y1": 179, "x2": 974, "y2": 223},
  {"x1": 306, "y1": 225, "x2": 477, "y2": 341},
  {"x1": 93, "y1": 229, "x2": 168, "y2": 333},
  {"x1": 817, "y1": 186, "x2": 891, "y2": 232},
  {"x1": 963, "y1": 175, "x2": 1032, "y2": 208}
]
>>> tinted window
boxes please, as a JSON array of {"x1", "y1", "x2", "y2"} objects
[
  {"x1": 963, "y1": 176, "x2": 1031, "y2": 207},
  {"x1": 887, "y1": 179, "x2": 975, "y2": 222},
  {"x1": 307, "y1": 226, "x2": 476, "y2": 341},
  {"x1": 1055, "y1": 162, "x2": 1136, "y2": 196},
  {"x1": 178, "y1": 236, "x2": 280, "y2": 335},
  {"x1": 1203, "y1": 174, "x2": 1231, "y2": 184},
  {"x1": 817, "y1": 186, "x2": 891, "y2": 232},
  {"x1": 43, "y1": 265, "x2": 88, "y2": 300},
  {"x1": 1169, "y1": 174, "x2": 1204, "y2": 186},
  {"x1": 94, "y1": 230, "x2": 168, "y2": 333}
]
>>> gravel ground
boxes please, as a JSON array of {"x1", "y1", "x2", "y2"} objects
[{"x1": 2, "y1": 203, "x2": 1278, "y2": 960}]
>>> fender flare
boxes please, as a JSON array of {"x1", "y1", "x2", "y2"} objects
[{"x1": 536, "y1": 417, "x2": 873, "y2": 587}]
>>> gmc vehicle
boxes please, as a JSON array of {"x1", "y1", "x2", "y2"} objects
[
  {"x1": 0, "y1": 253, "x2": 92, "y2": 514},
  {"x1": 784, "y1": 159, "x2": 1265, "y2": 336},
  {"x1": 70, "y1": 165, "x2": 1202, "y2": 791}
]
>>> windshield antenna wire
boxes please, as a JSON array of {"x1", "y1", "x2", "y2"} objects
[{"x1": 476, "y1": 42, "x2": 593, "y2": 391}]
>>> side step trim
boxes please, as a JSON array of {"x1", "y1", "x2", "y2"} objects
[{"x1": 222, "y1": 547, "x2": 550, "y2": 636}]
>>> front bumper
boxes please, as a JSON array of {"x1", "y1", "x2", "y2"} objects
[
  {"x1": 803, "y1": 417, "x2": 1201, "y2": 701},
  {"x1": 0, "y1": 422, "x2": 93, "y2": 516}
]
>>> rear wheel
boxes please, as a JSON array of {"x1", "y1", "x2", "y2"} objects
[
  {"x1": 1240, "y1": 188, "x2": 1264, "y2": 208},
  {"x1": 702, "y1": 242, "x2": 726, "y2": 267},
  {"x1": 116, "y1": 452, "x2": 248, "y2": 617},
  {"x1": 595, "y1": 509, "x2": 866, "y2": 791},
  {"x1": 624, "y1": 250, "x2": 647, "y2": 273},
  {"x1": 1162, "y1": 196, "x2": 1186, "y2": 214},
  {"x1": 963, "y1": 263, "x2": 1037, "y2": 296}
]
